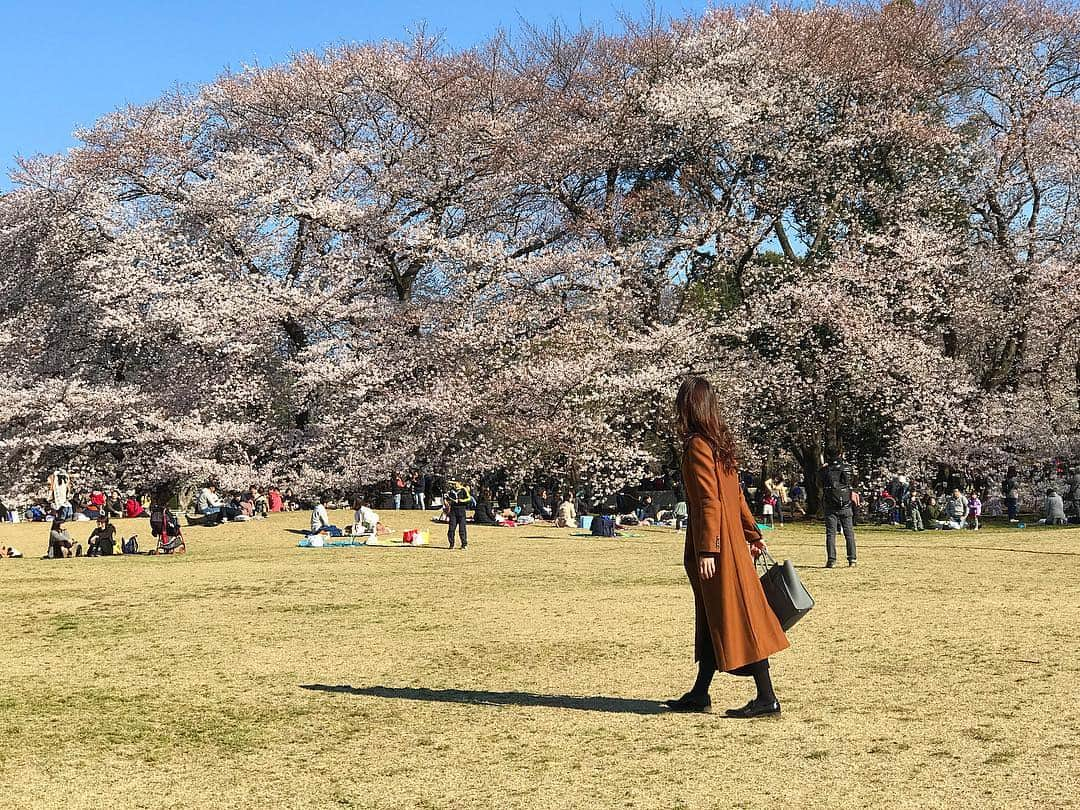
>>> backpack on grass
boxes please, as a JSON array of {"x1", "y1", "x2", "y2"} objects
[{"x1": 122, "y1": 535, "x2": 139, "y2": 555}]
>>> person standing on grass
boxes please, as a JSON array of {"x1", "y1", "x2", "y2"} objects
[
  {"x1": 392, "y1": 473, "x2": 405, "y2": 510},
  {"x1": 665, "y1": 377, "x2": 788, "y2": 718},
  {"x1": 48, "y1": 469, "x2": 72, "y2": 520},
  {"x1": 1003, "y1": 466, "x2": 1021, "y2": 522},
  {"x1": 673, "y1": 498, "x2": 689, "y2": 530},
  {"x1": 445, "y1": 481, "x2": 471, "y2": 550},
  {"x1": 412, "y1": 472, "x2": 427, "y2": 511},
  {"x1": 967, "y1": 491, "x2": 982, "y2": 530},
  {"x1": 764, "y1": 475, "x2": 787, "y2": 526},
  {"x1": 908, "y1": 492, "x2": 925, "y2": 531},
  {"x1": 820, "y1": 447, "x2": 858, "y2": 568},
  {"x1": 789, "y1": 480, "x2": 807, "y2": 518}
]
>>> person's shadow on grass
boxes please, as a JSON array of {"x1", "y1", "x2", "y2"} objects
[{"x1": 300, "y1": 684, "x2": 667, "y2": 715}]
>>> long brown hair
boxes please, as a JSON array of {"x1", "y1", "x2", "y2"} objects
[{"x1": 675, "y1": 376, "x2": 739, "y2": 472}]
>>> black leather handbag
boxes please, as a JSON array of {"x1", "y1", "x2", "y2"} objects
[{"x1": 757, "y1": 550, "x2": 814, "y2": 631}]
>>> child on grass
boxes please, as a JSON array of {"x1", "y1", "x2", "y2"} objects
[{"x1": 967, "y1": 492, "x2": 982, "y2": 530}]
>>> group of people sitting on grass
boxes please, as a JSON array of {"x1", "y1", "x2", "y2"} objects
[
  {"x1": 425, "y1": 485, "x2": 689, "y2": 532},
  {"x1": 872, "y1": 468, "x2": 1080, "y2": 529},
  {"x1": 43, "y1": 514, "x2": 134, "y2": 558},
  {"x1": 7, "y1": 469, "x2": 154, "y2": 524},
  {"x1": 39, "y1": 506, "x2": 185, "y2": 559},
  {"x1": 195, "y1": 484, "x2": 300, "y2": 525},
  {"x1": 300, "y1": 496, "x2": 392, "y2": 540}
]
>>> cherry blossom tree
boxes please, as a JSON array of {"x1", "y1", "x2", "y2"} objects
[{"x1": 1, "y1": 0, "x2": 1077, "y2": 508}]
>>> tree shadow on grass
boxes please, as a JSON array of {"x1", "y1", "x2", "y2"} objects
[{"x1": 299, "y1": 684, "x2": 667, "y2": 715}]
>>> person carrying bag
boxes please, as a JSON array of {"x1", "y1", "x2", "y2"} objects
[{"x1": 664, "y1": 377, "x2": 791, "y2": 718}]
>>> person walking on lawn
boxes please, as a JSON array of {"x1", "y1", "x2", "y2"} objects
[
  {"x1": 820, "y1": 447, "x2": 858, "y2": 568},
  {"x1": 665, "y1": 376, "x2": 789, "y2": 718}
]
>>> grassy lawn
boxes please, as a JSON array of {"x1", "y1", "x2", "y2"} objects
[{"x1": 1, "y1": 512, "x2": 1078, "y2": 809}]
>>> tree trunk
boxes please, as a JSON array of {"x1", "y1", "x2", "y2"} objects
[{"x1": 791, "y1": 440, "x2": 823, "y2": 517}]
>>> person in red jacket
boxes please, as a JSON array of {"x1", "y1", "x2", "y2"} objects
[
  {"x1": 267, "y1": 487, "x2": 284, "y2": 513},
  {"x1": 86, "y1": 488, "x2": 106, "y2": 518},
  {"x1": 125, "y1": 494, "x2": 144, "y2": 518}
]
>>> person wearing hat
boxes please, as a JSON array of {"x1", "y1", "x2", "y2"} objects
[
  {"x1": 820, "y1": 447, "x2": 858, "y2": 567},
  {"x1": 445, "y1": 481, "x2": 471, "y2": 550}
]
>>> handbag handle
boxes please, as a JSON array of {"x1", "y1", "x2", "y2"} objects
[{"x1": 755, "y1": 548, "x2": 777, "y2": 571}]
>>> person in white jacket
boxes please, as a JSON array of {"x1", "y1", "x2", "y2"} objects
[
  {"x1": 48, "y1": 469, "x2": 72, "y2": 519},
  {"x1": 310, "y1": 497, "x2": 331, "y2": 533},
  {"x1": 1042, "y1": 489, "x2": 1068, "y2": 525},
  {"x1": 351, "y1": 499, "x2": 380, "y2": 538}
]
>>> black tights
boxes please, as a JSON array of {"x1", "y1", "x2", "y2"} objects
[{"x1": 692, "y1": 657, "x2": 775, "y2": 704}]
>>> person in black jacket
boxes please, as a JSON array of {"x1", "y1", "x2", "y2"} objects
[
  {"x1": 87, "y1": 515, "x2": 117, "y2": 556},
  {"x1": 1002, "y1": 466, "x2": 1021, "y2": 522},
  {"x1": 474, "y1": 489, "x2": 500, "y2": 526},
  {"x1": 531, "y1": 488, "x2": 554, "y2": 520},
  {"x1": 445, "y1": 481, "x2": 471, "y2": 549},
  {"x1": 819, "y1": 448, "x2": 858, "y2": 568}
]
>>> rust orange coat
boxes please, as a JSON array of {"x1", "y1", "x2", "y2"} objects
[{"x1": 681, "y1": 435, "x2": 789, "y2": 672}]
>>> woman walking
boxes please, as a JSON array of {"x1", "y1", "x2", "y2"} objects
[{"x1": 665, "y1": 377, "x2": 790, "y2": 717}]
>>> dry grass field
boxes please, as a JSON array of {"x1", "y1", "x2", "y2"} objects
[{"x1": 1, "y1": 511, "x2": 1078, "y2": 810}]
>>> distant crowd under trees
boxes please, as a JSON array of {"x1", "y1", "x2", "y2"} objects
[{"x1": 0, "y1": 0, "x2": 1078, "y2": 513}]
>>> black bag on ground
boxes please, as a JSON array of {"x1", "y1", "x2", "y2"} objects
[
  {"x1": 591, "y1": 515, "x2": 616, "y2": 537},
  {"x1": 122, "y1": 535, "x2": 139, "y2": 555},
  {"x1": 757, "y1": 551, "x2": 814, "y2": 631}
]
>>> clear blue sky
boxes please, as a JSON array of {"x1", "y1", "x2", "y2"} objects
[{"x1": 0, "y1": 0, "x2": 700, "y2": 185}]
